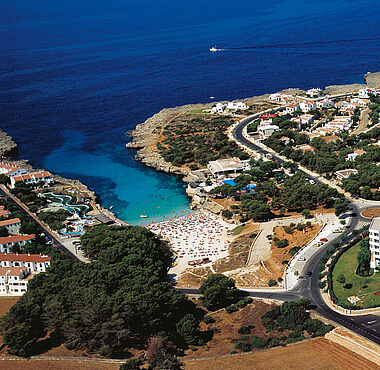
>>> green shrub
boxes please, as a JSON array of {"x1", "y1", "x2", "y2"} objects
[
  {"x1": 238, "y1": 326, "x2": 251, "y2": 334},
  {"x1": 268, "y1": 279, "x2": 277, "y2": 287},
  {"x1": 225, "y1": 305, "x2": 239, "y2": 314},
  {"x1": 202, "y1": 316, "x2": 215, "y2": 324},
  {"x1": 234, "y1": 341, "x2": 252, "y2": 352},
  {"x1": 251, "y1": 336, "x2": 267, "y2": 348}
]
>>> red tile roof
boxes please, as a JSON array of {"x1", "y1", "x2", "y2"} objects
[
  {"x1": 7, "y1": 267, "x2": 28, "y2": 276},
  {"x1": 0, "y1": 218, "x2": 21, "y2": 227},
  {"x1": 0, "y1": 234, "x2": 35, "y2": 245},
  {"x1": 0, "y1": 253, "x2": 50, "y2": 263}
]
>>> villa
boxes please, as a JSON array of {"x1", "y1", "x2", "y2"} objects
[
  {"x1": 0, "y1": 253, "x2": 51, "y2": 273},
  {"x1": 358, "y1": 87, "x2": 377, "y2": 99},
  {"x1": 0, "y1": 162, "x2": 26, "y2": 178},
  {"x1": 0, "y1": 234, "x2": 35, "y2": 253},
  {"x1": 207, "y1": 157, "x2": 250, "y2": 178},
  {"x1": 306, "y1": 88, "x2": 322, "y2": 98},
  {"x1": 227, "y1": 102, "x2": 247, "y2": 110},
  {"x1": 0, "y1": 218, "x2": 21, "y2": 235},
  {"x1": 10, "y1": 171, "x2": 53, "y2": 188},
  {"x1": 324, "y1": 116, "x2": 352, "y2": 132},
  {"x1": 347, "y1": 149, "x2": 366, "y2": 161},
  {"x1": 335, "y1": 168, "x2": 358, "y2": 181},
  {"x1": 0, "y1": 267, "x2": 32, "y2": 295},
  {"x1": 285, "y1": 104, "x2": 300, "y2": 114},
  {"x1": 299, "y1": 101, "x2": 316, "y2": 112},
  {"x1": 316, "y1": 99, "x2": 334, "y2": 109}
]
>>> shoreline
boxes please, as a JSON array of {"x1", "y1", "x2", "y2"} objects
[{"x1": 126, "y1": 72, "x2": 380, "y2": 183}]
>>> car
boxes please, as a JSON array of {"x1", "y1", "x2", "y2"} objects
[
  {"x1": 320, "y1": 238, "x2": 328, "y2": 242},
  {"x1": 313, "y1": 243, "x2": 319, "y2": 247},
  {"x1": 306, "y1": 271, "x2": 312, "y2": 277},
  {"x1": 309, "y1": 179, "x2": 315, "y2": 184},
  {"x1": 298, "y1": 256, "x2": 306, "y2": 261}
]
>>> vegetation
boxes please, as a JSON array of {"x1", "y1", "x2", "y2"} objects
[
  {"x1": 233, "y1": 299, "x2": 333, "y2": 355},
  {"x1": 157, "y1": 115, "x2": 249, "y2": 167},
  {"x1": 38, "y1": 209, "x2": 71, "y2": 231},
  {"x1": 199, "y1": 274, "x2": 239, "y2": 310},
  {"x1": 331, "y1": 239, "x2": 380, "y2": 308},
  {"x1": 0, "y1": 226, "x2": 201, "y2": 358}
]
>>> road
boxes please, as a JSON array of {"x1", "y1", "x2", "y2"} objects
[
  {"x1": 215, "y1": 117, "x2": 380, "y2": 345},
  {"x1": 0, "y1": 185, "x2": 80, "y2": 261}
]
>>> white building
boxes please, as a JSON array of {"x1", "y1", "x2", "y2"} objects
[
  {"x1": 269, "y1": 93, "x2": 293, "y2": 103},
  {"x1": 316, "y1": 99, "x2": 334, "y2": 109},
  {"x1": 324, "y1": 116, "x2": 352, "y2": 132},
  {"x1": 350, "y1": 97, "x2": 371, "y2": 107},
  {"x1": 0, "y1": 253, "x2": 51, "y2": 273},
  {"x1": 257, "y1": 121, "x2": 280, "y2": 137},
  {"x1": 358, "y1": 88, "x2": 377, "y2": 99},
  {"x1": 347, "y1": 149, "x2": 366, "y2": 161},
  {"x1": 10, "y1": 171, "x2": 53, "y2": 188},
  {"x1": 0, "y1": 267, "x2": 31, "y2": 295},
  {"x1": 227, "y1": 102, "x2": 247, "y2": 110},
  {"x1": 0, "y1": 234, "x2": 35, "y2": 253},
  {"x1": 211, "y1": 103, "x2": 226, "y2": 114},
  {"x1": 0, "y1": 218, "x2": 21, "y2": 235},
  {"x1": 207, "y1": 158, "x2": 250, "y2": 178},
  {"x1": 306, "y1": 88, "x2": 322, "y2": 98},
  {"x1": 0, "y1": 163, "x2": 27, "y2": 178},
  {"x1": 334, "y1": 168, "x2": 358, "y2": 181},
  {"x1": 285, "y1": 104, "x2": 300, "y2": 114},
  {"x1": 299, "y1": 101, "x2": 316, "y2": 112},
  {"x1": 368, "y1": 217, "x2": 380, "y2": 268},
  {"x1": 291, "y1": 114, "x2": 314, "y2": 128}
]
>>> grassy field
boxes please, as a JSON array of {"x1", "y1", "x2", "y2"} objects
[{"x1": 332, "y1": 241, "x2": 380, "y2": 308}]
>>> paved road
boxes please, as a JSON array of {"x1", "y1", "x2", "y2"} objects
[
  {"x1": 0, "y1": 185, "x2": 80, "y2": 261},
  {"x1": 226, "y1": 119, "x2": 380, "y2": 345},
  {"x1": 352, "y1": 108, "x2": 370, "y2": 135}
]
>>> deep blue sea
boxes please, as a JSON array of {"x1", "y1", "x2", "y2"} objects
[{"x1": 0, "y1": 0, "x2": 379, "y2": 224}]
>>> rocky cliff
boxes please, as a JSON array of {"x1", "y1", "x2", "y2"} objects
[{"x1": 0, "y1": 129, "x2": 18, "y2": 157}]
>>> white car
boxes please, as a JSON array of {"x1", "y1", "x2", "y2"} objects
[{"x1": 298, "y1": 256, "x2": 306, "y2": 261}]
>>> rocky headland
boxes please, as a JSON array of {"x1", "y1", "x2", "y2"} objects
[
  {"x1": 0, "y1": 129, "x2": 18, "y2": 157},
  {"x1": 126, "y1": 72, "x2": 380, "y2": 177}
]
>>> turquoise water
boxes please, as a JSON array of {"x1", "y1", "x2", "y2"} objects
[
  {"x1": 1, "y1": 0, "x2": 379, "y2": 224},
  {"x1": 44, "y1": 130, "x2": 192, "y2": 224}
]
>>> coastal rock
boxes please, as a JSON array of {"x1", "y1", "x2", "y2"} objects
[
  {"x1": 364, "y1": 71, "x2": 380, "y2": 87},
  {"x1": 324, "y1": 83, "x2": 366, "y2": 96},
  {"x1": 0, "y1": 129, "x2": 18, "y2": 157}
]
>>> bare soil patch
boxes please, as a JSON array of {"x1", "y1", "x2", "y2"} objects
[
  {"x1": 184, "y1": 338, "x2": 378, "y2": 370},
  {"x1": 183, "y1": 300, "x2": 280, "y2": 360},
  {"x1": 259, "y1": 223, "x2": 320, "y2": 282},
  {"x1": 361, "y1": 207, "x2": 380, "y2": 219},
  {"x1": 0, "y1": 359, "x2": 121, "y2": 370}
]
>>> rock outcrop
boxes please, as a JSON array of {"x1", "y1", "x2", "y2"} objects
[{"x1": 0, "y1": 129, "x2": 18, "y2": 157}]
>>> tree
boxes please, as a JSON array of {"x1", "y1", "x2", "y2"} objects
[
  {"x1": 0, "y1": 227, "x2": 8, "y2": 237},
  {"x1": 268, "y1": 279, "x2": 277, "y2": 287},
  {"x1": 337, "y1": 273, "x2": 346, "y2": 285},
  {"x1": 199, "y1": 274, "x2": 238, "y2": 310},
  {"x1": 120, "y1": 359, "x2": 142, "y2": 370},
  {"x1": 176, "y1": 314, "x2": 199, "y2": 344},
  {"x1": 317, "y1": 281, "x2": 326, "y2": 290},
  {"x1": 334, "y1": 199, "x2": 349, "y2": 216},
  {"x1": 301, "y1": 209, "x2": 310, "y2": 218},
  {"x1": 357, "y1": 240, "x2": 371, "y2": 277}
]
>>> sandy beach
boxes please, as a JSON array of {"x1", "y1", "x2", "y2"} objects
[{"x1": 147, "y1": 211, "x2": 235, "y2": 273}]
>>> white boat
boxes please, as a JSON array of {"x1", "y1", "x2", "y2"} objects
[
  {"x1": 140, "y1": 215, "x2": 148, "y2": 218},
  {"x1": 210, "y1": 46, "x2": 218, "y2": 52}
]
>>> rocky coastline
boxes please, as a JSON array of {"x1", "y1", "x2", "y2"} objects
[
  {"x1": 126, "y1": 72, "x2": 380, "y2": 178},
  {"x1": 0, "y1": 129, "x2": 18, "y2": 157}
]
